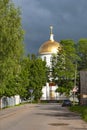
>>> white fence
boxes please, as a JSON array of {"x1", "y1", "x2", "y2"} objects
[{"x1": 0, "y1": 95, "x2": 21, "y2": 109}]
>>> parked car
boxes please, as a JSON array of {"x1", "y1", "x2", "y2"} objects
[{"x1": 62, "y1": 99, "x2": 72, "y2": 107}]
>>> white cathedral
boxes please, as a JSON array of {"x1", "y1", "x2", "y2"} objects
[{"x1": 38, "y1": 26, "x2": 61, "y2": 101}]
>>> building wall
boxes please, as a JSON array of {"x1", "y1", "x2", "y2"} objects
[
  {"x1": 39, "y1": 54, "x2": 52, "y2": 68},
  {"x1": 39, "y1": 53, "x2": 59, "y2": 100},
  {"x1": 80, "y1": 71, "x2": 87, "y2": 105},
  {"x1": 41, "y1": 82, "x2": 59, "y2": 100}
]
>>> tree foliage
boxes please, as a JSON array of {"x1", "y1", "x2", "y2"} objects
[
  {"x1": 0, "y1": 0, "x2": 47, "y2": 100},
  {"x1": 76, "y1": 38, "x2": 87, "y2": 70},
  {"x1": 0, "y1": 0, "x2": 24, "y2": 97},
  {"x1": 29, "y1": 56, "x2": 47, "y2": 101},
  {"x1": 52, "y1": 39, "x2": 79, "y2": 96}
]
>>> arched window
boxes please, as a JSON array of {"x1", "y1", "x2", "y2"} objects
[
  {"x1": 44, "y1": 56, "x2": 46, "y2": 61},
  {"x1": 50, "y1": 56, "x2": 52, "y2": 62}
]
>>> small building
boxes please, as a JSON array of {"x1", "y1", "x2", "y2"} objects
[{"x1": 80, "y1": 71, "x2": 87, "y2": 105}]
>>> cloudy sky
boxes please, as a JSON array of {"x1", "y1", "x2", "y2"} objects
[{"x1": 13, "y1": 0, "x2": 87, "y2": 54}]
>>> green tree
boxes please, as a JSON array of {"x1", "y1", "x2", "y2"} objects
[
  {"x1": 77, "y1": 38, "x2": 87, "y2": 70},
  {"x1": 52, "y1": 39, "x2": 79, "y2": 96},
  {"x1": 0, "y1": 0, "x2": 24, "y2": 97},
  {"x1": 15, "y1": 56, "x2": 31, "y2": 98},
  {"x1": 29, "y1": 56, "x2": 47, "y2": 101}
]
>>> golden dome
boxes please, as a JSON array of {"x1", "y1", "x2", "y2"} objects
[
  {"x1": 38, "y1": 26, "x2": 61, "y2": 54},
  {"x1": 39, "y1": 40, "x2": 61, "y2": 54}
]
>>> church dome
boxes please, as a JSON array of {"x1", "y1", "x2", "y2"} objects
[
  {"x1": 39, "y1": 40, "x2": 61, "y2": 54},
  {"x1": 38, "y1": 26, "x2": 61, "y2": 54}
]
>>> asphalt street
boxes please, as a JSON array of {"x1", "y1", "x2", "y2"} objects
[{"x1": 0, "y1": 103, "x2": 87, "y2": 130}]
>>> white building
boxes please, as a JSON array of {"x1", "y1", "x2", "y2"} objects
[{"x1": 38, "y1": 26, "x2": 61, "y2": 100}]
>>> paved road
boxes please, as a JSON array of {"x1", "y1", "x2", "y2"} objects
[{"x1": 0, "y1": 103, "x2": 87, "y2": 130}]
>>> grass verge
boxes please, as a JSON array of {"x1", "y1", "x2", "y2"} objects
[{"x1": 69, "y1": 105, "x2": 87, "y2": 122}]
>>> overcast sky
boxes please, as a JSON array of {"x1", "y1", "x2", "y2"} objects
[{"x1": 13, "y1": 0, "x2": 87, "y2": 54}]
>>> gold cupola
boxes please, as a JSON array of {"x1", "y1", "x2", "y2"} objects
[{"x1": 39, "y1": 26, "x2": 61, "y2": 54}]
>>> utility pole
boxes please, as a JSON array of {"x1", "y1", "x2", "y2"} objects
[{"x1": 73, "y1": 63, "x2": 77, "y2": 105}]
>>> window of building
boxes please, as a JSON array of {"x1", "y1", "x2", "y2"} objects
[{"x1": 44, "y1": 56, "x2": 46, "y2": 61}]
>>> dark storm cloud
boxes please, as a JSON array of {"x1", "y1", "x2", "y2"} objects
[{"x1": 13, "y1": 0, "x2": 87, "y2": 54}]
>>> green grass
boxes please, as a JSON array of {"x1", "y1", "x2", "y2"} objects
[{"x1": 69, "y1": 105, "x2": 87, "y2": 122}]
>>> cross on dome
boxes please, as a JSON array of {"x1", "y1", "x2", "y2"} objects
[
  {"x1": 50, "y1": 26, "x2": 53, "y2": 34},
  {"x1": 50, "y1": 25, "x2": 54, "y2": 41},
  {"x1": 38, "y1": 26, "x2": 61, "y2": 54}
]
